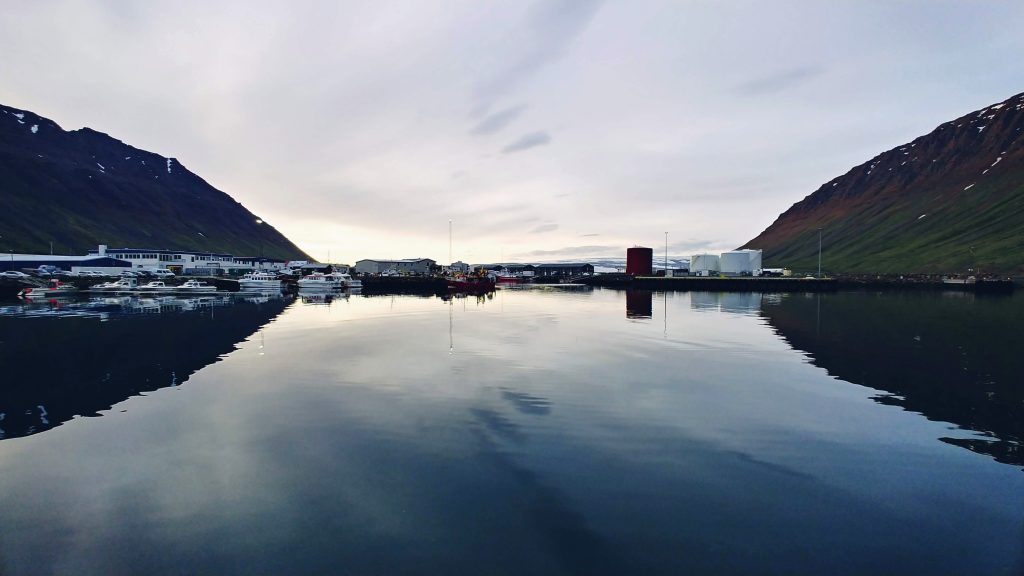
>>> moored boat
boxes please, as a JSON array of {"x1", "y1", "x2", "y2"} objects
[
  {"x1": 297, "y1": 272, "x2": 344, "y2": 290},
  {"x1": 139, "y1": 281, "x2": 170, "y2": 291},
  {"x1": 90, "y1": 278, "x2": 139, "y2": 293},
  {"x1": 175, "y1": 280, "x2": 218, "y2": 294},
  {"x1": 447, "y1": 274, "x2": 496, "y2": 295},
  {"x1": 239, "y1": 272, "x2": 284, "y2": 291},
  {"x1": 18, "y1": 279, "x2": 79, "y2": 298}
]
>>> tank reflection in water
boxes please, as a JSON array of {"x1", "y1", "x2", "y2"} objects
[{"x1": 0, "y1": 289, "x2": 1021, "y2": 575}]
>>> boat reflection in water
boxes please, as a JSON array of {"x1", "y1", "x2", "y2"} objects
[{"x1": 0, "y1": 293, "x2": 292, "y2": 440}]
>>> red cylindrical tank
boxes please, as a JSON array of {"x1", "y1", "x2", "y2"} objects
[{"x1": 626, "y1": 246, "x2": 653, "y2": 276}]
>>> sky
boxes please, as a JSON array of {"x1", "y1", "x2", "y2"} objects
[{"x1": 2, "y1": 1, "x2": 1023, "y2": 264}]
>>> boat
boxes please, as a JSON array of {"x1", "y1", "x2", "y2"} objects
[
  {"x1": 338, "y1": 273, "x2": 362, "y2": 289},
  {"x1": 447, "y1": 274, "x2": 496, "y2": 295},
  {"x1": 942, "y1": 275, "x2": 976, "y2": 285},
  {"x1": 175, "y1": 280, "x2": 218, "y2": 294},
  {"x1": 297, "y1": 272, "x2": 345, "y2": 290},
  {"x1": 239, "y1": 271, "x2": 283, "y2": 291},
  {"x1": 139, "y1": 281, "x2": 170, "y2": 291},
  {"x1": 18, "y1": 278, "x2": 80, "y2": 298},
  {"x1": 90, "y1": 278, "x2": 139, "y2": 293}
]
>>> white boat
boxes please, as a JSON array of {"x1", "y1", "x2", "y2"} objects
[
  {"x1": 239, "y1": 272, "x2": 283, "y2": 291},
  {"x1": 90, "y1": 278, "x2": 139, "y2": 293},
  {"x1": 297, "y1": 272, "x2": 344, "y2": 290},
  {"x1": 139, "y1": 281, "x2": 170, "y2": 291},
  {"x1": 338, "y1": 273, "x2": 362, "y2": 289},
  {"x1": 175, "y1": 280, "x2": 218, "y2": 293}
]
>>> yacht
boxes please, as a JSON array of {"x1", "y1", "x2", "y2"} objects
[
  {"x1": 139, "y1": 281, "x2": 170, "y2": 291},
  {"x1": 176, "y1": 280, "x2": 218, "y2": 293},
  {"x1": 338, "y1": 273, "x2": 362, "y2": 289},
  {"x1": 90, "y1": 278, "x2": 139, "y2": 293},
  {"x1": 297, "y1": 272, "x2": 344, "y2": 290},
  {"x1": 239, "y1": 271, "x2": 283, "y2": 291}
]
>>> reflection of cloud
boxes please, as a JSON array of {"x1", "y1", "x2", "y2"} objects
[
  {"x1": 470, "y1": 408, "x2": 524, "y2": 442},
  {"x1": 501, "y1": 389, "x2": 552, "y2": 415},
  {"x1": 735, "y1": 66, "x2": 824, "y2": 96},
  {"x1": 529, "y1": 223, "x2": 559, "y2": 234},
  {"x1": 502, "y1": 131, "x2": 552, "y2": 154},
  {"x1": 470, "y1": 104, "x2": 528, "y2": 135}
]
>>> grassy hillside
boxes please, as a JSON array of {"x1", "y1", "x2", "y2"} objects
[
  {"x1": 743, "y1": 93, "x2": 1024, "y2": 275},
  {"x1": 0, "y1": 105, "x2": 310, "y2": 260}
]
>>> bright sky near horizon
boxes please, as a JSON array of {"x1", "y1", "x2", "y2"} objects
[{"x1": 2, "y1": 1, "x2": 1023, "y2": 264}]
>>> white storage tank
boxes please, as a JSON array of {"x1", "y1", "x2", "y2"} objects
[
  {"x1": 690, "y1": 254, "x2": 720, "y2": 276},
  {"x1": 747, "y1": 249, "x2": 762, "y2": 272},
  {"x1": 721, "y1": 249, "x2": 762, "y2": 275}
]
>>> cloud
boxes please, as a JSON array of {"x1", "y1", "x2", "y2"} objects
[
  {"x1": 472, "y1": 0, "x2": 605, "y2": 111},
  {"x1": 516, "y1": 245, "x2": 620, "y2": 258},
  {"x1": 470, "y1": 104, "x2": 527, "y2": 135},
  {"x1": 580, "y1": 233, "x2": 600, "y2": 237},
  {"x1": 735, "y1": 66, "x2": 824, "y2": 96},
  {"x1": 529, "y1": 223, "x2": 558, "y2": 233},
  {"x1": 502, "y1": 131, "x2": 551, "y2": 154}
]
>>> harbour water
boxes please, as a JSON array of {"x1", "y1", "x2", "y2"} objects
[{"x1": 0, "y1": 289, "x2": 1021, "y2": 575}]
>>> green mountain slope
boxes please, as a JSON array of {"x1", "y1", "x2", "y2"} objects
[
  {"x1": 743, "y1": 93, "x2": 1024, "y2": 275},
  {"x1": 0, "y1": 104, "x2": 309, "y2": 260}
]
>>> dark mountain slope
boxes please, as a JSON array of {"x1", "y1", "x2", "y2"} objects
[
  {"x1": 743, "y1": 93, "x2": 1024, "y2": 274},
  {"x1": 0, "y1": 104, "x2": 309, "y2": 260}
]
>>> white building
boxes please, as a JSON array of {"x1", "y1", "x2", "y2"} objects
[
  {"x1": 355, "y1": 258, "x2": 436, "y2": 275},
  {"x1": 720, "y1": 249, "x2": 763, "y2": 276},
  {"x1": 86, "y1": 245, "x2": 287, "y2": 275},
  {"x1": 690, "y1": 254, "x2": 721, "y2": 276}
]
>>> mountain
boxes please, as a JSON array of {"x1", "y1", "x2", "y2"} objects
[
  {"x1": 743, "y1": 93, "x2": 1024, "y2": 275},
  {"x1": 0, "y1": 104, "x2": 309, "y2": 260}
]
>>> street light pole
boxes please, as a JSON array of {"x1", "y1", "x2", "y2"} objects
[
  {"x1": 665, "y1": 231, "x2": 668, "y2": 275},
  {"x1": 817, "y1": 227, "x2": 822, "y2": 278}
]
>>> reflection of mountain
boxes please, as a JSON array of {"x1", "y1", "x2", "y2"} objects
[
  {"x1": 762, "y1": 292, "x2": 1024, "y2": 467},
  {"x1": 0, "y1": 297, "x2": 290, "y2": 440}
]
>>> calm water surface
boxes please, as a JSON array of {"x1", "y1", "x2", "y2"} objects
[{"x1": 0, "y1": 289, "x2": 1021, "y2": 575}]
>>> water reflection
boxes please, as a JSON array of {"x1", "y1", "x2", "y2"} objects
[
  {"x1": 0, "y1": 294, "x2": 291, "y2": 440},
  {"x1": 625, "y1": 290, "x2": 653, "y2": 318},
  {"x1": 761, "y1": 292, "x2": 1024, "y2": 468}
]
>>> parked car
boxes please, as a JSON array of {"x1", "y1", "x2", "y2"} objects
[
  {"x1": 152, "y1": 269, "x2": 176, "y2": 278},
  {"x1": 1, "y1": 270, "x2": 31, "y2": 278}
]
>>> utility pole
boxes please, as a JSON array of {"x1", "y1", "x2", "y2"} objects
[
  {"x1": 449, "y1": 219, "x2": 453, "y2": 265},
  {"x1": 817, "y1": 227, "x2": 822, "y2": 278},
  {"x1": 664, "y1": 232, "x2": 668, "y2": 275}
]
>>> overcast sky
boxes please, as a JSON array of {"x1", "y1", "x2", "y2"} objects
[{"x1": 2, "y1": 1, "x2": 1023, "y2": 263}]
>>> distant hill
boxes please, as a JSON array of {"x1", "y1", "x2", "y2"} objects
[
  {"x1": 0, "y1": 104, "x2": 309, "y2": 260},
  {"x1": 743, "y1": 92, "x2": 1024, "y2": 275}
]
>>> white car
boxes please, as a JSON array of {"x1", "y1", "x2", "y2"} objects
[
  {"x1": 152, "y1": 269, "x2": 176, "y2": 278},
  {"x1": 1, "y1": 270, "x2": 31, "y2": 279}
]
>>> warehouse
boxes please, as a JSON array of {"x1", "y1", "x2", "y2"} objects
[{"x1": 355, "y1": 258, "x2": 437, "y2": 275}]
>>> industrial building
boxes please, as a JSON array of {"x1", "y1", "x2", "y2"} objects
[
  {"x1": 533, "y1": 263, "x2": 595, "y2": 277},
  {"x1": 690, "y1": 254, "x2": 721, "y2": 276},
  {"x1": 86, "y1": 246, "x2": 289, "y2": 275},
  {"x1": 719, "y1": 249, "x2": 763, "y2": 276},
  {"x1": 0, "y1": 253, "x2": 132, "y2": 274},
  {"x1": 354, "y1": 258, "x2": 437, "y2": 275}
]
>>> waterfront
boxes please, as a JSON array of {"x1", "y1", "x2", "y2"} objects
[{"x1": 0, "y1": 289, "x2": 1021, "y2": 575}]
